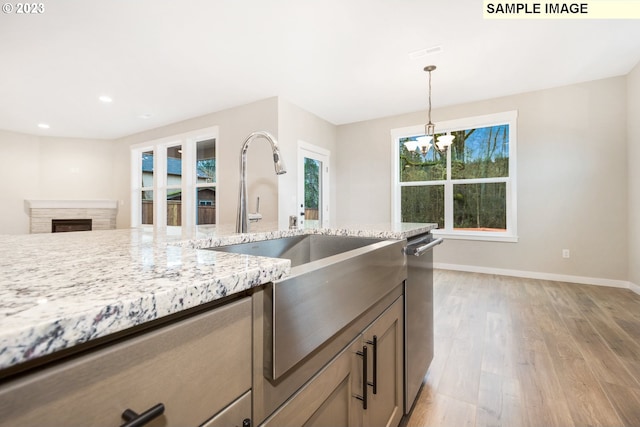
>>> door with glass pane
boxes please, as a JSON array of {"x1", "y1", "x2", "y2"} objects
[{"x1": 298, "y1": 143, "x2": 330, "y2": 228}]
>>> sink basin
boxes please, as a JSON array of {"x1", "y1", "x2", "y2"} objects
[
  {"x1": 209, "y1": 234, "x2": 407, "y2": 380},
  {"x1": 210, "y1": 234, "x2": 384, "y2": 268}
]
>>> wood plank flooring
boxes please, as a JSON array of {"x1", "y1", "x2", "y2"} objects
[{"x1": 401, "y1": 270, "x2": 640, "y2": 427}]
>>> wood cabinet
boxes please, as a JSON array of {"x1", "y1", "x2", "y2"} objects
[
  {"x1": 0, "y1": 298, "x2": 252, "y2": 427},
  {"x1": 260, "y1": 338, "x2": 362, "y2": 427},
  {"x1": 201, "y1": 390, "x2": 251, "y2": 427},
  {"x1": 361, "y1": 297, "x2": 404, "y2": 427},
  {"x1": 260, "y1": 297, "x2": 404, "y2": 427}
]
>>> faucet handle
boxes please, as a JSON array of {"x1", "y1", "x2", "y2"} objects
[{"x1": 249, "y1": 196, "x2": 262, "y2": 222}]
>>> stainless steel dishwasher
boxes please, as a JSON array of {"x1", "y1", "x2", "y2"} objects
[{"x1": 404, "y1": 232, "x2": 443, "y2": 414}]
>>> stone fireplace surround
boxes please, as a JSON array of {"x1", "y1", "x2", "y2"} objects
[{"x1": 25, "y1": 200, "x2": 118, "y2": 234}]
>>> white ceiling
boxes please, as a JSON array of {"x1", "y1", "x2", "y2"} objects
[{"x1": 2, "y1": 0, "x2": 640, "y2": 140}]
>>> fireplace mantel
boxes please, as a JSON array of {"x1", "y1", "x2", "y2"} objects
[
  {"x1": 25, "y1": 200, "x2": 118, "y2": 233},
  {"x1": 25, "y1": 200, "x2": 118, "y2": 210}
]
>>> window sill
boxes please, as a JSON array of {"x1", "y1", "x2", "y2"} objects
[{"x1": 431, "y1": 229, "x2": 518, "y2": 243}]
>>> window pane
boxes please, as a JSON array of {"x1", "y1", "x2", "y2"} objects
[
  {"x1": 167, "y1": 145, "x2": 182, "y2": 186},
  {"x1": 141, "y1": 190, "x2": 153, "y2": 225},
  {"x1": 450, "y1": 125, "x2": 509, "y2": 179},
  {"x1": 167, "y1": 190, "x2": 181, "y2": 226},
  {"x1": 401, "y1": 185, "x2": 444, "y2": 227},
  {"x1": 453, "y1": 183, "x2": 506, "y2": 231},
  {"x1": 197, "y1": 187, "x2": 216, "y2": 225},
  {"x1": 399, "y1": 137, "x2": 446, "y2": 182},
  {"x1": 197, "y1": 138, "x2": 216, "y2": 184},
  {"x1": 304, "y1": 157, "x2": 321, "y2": 225},
  {"x1": 142, "y1": 151, "x2": 153, "y2": 187}
]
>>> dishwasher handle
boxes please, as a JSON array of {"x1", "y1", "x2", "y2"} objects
[{"x1": 405, "y1": 238, "x2": 443, "y2": 257}]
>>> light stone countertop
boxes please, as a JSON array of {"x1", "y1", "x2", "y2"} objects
[{"x1": 0, "y1": 222, "x2": 436, "y2": 372}]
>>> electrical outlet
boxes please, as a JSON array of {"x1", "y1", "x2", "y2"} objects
[{"x1": 562, "y1": 249, "x2": 570, "y2": 259}]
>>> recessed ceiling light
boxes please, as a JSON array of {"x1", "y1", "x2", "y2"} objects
[
  {"x1": 37, "y1": 123, "x2": 50, "y2": 129},
  {"x1": 99, "y1": 95, "x2": 113, "y2": 103},
  {"x1": 138, "y1": 113, "x2": 153, "y2": 119}
]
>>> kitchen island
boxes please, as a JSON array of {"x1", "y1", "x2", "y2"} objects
[
  {"x1": 0, "y1": 222, "x2": 436, "y2": 426},
  {"x1": 0, "y1": 222, "x2": 435, "y2": 374}
]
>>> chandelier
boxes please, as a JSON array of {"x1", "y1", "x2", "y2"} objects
[{"x1": 404, "y1": 65, "x2": 454, "y2": 156}]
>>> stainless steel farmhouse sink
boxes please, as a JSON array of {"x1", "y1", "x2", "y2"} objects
[
  {"x1": 211, "y1": 234, "x2": 382, "y2": 267},
  {"x1": 209, "y1": 234, "x2": 407, "y2": 380}
]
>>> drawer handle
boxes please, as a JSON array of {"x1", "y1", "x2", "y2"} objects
[
  {"x1": 366, "y1": 335, "x2": 378, "y2": 394},
  {"x1": 353, "y1": 345, "x2": 368, "y2": 410},
  {"x1": 120, "y1": 403, "x2": 165, "y2": 427}
]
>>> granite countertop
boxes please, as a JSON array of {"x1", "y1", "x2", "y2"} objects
[{"x1": 0, "y1": 222, "x2": 436, "y2": 372}]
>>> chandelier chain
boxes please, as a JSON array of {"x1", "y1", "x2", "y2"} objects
[{"x1": 428, "y1": 69, "x2": 432, "y2": 125}]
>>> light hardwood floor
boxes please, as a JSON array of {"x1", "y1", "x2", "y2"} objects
[{"x1": 402, "y1": 270, "x2": 640, "y2": 427}]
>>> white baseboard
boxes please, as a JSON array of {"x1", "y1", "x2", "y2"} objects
[{"x1": 434, "y1": 262, "x2": 636, "y2": 294}]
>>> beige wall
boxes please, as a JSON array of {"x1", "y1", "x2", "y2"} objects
[
  {"x1": 0, "y1": 131, "x2": 40, "y2": 234},
  {"x1": 336, "y1": 77, "x2": 629, "y2": 283},
  {"x1": 113, "y1": 97, "x2": 279, "y2": 228},
  {"x1": 112, "y1": 96, "x2": 337, "y2": 230},
  {"x1": 0, "y1": 96, "x2": 332, "y2": 234},
  {"x1": 629, "y1": 62, "x2": 640, "y2": 287},
  {"x1": 277, "y1": 98, "x2": 338, "y2": 228},
  {"x1": 0, "y1": 130, "x2": 116, "y2": 234},
  {"x1": 336, "y1": 110, "x2": 425, "y2": 224}
]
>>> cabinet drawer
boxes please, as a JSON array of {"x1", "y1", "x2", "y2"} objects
[
  {"x1": 0, "y1": 298, "x2": 252, "y2": 427},
  {"x1": 202, "y1": 390, "x2": 251, "y2": 427}
]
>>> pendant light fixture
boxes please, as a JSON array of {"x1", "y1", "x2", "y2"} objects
[
  {"x1": 405, "y1": 65, "x2": 454, "y2": 156},
  {"x1": 424, "y1": 65, "x2": 436, "y2": 139}
]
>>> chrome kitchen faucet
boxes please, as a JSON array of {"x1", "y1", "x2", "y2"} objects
[{"x1": 236, "y1": 131, "x2": 286, "y2": 233}]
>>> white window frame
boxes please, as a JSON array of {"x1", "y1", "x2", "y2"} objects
[
  {"x1": 391, "y1": 111, "x2": 518, "y2": 242},
  {"x1": 130, "y1": 126, "x2": 219, "y2": 229}
]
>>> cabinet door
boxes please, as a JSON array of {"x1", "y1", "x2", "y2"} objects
[
  {"x1": 362, "y1": 298, "x2": 404, "y2": 427},
  {"x1": 0, "y1": 298, "x2": 252, "y2": 427},
  {"x1": 260, "y1": 339, "x2": 362, "y2": 427},
  {"x1": 201, "y1": 390, "x2": 251, "y2": 427}
]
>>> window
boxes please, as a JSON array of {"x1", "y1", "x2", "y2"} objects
[
  {"x1": 166, "y1": 145, "x2": 182, "y2": 226},
  {"x1": 131, "y1": 127, "x2": 218, "y2": 228},
  {"x1": 391, "y1": 111, "x2": 517, "y2": 242},
  {"x1": 195, "y1": 138, "x2": 216, "y2": 225},
  {"x1": 140, "y1": 150, "x2": 154, "y2": 225}
]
